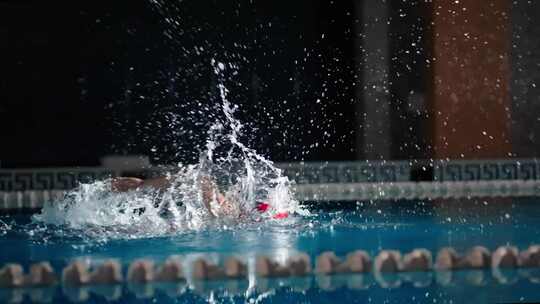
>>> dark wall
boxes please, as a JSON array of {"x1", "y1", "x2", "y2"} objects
[
  {"x1": 0, "y1": 0, "x2": 359, "y2": 168},
  {"x1": 388, "y1": 1, "x2": 432, "y2": 160},
  {"x1": 0, "y1": 1, "x2": 160, "y2": 167}
]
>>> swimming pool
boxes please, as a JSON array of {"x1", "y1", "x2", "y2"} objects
[{"x1": 1, "y1": 197, "x2": 539, "y2": 303}]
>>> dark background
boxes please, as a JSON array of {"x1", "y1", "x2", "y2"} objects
[{"x1": 0, "y1": 1, "x2": 429, "y2": 168}]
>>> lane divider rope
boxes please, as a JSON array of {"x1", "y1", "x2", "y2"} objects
[
  {"x1": 0, "y1": 245, "x2": 538, "y2": 301},
  {"x1": 1, "y1": 245, "x2": 538, "y2": 289}
]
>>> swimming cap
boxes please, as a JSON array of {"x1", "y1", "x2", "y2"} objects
[
  {"x1": 256, "y1": 202, "x2": 288, "y2": 219},
  {"x1": 256, "y1": 202, "x2": 270, "y2": 212},
  {"x1": 272, "y1": 212, "x2": 289, "y2": 219}
]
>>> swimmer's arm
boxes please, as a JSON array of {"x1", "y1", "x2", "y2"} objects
[
  {"x1": 141, "y1": 176, "x2": 172, "y2": 190},
  {"x1": 200, "y1": 176, "x2": 217, "y2": 216},
  {"x1": 111, "y1": 177, "x2": 143, "y2": 192},
  {"x1": 199, "y1": 176, "x2": 233, "y2": 217},
  {"x1": 111, "y1": 176, "x2": 171, "y2": 192},
  {"x1": 112, "y1": 175, "x2": 234, "y2": 216}
]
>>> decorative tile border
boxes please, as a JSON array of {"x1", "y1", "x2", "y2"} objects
[
  {"x1": 2, "y1": 179, "x2": 540, "y2": 213},
  {"x1": 0, "y1": 161, "x2": 412, "y2": 193},
  {"x1": 0, "y1": 168, "x2": 119, "y2": 192},
  {"x1": 278, "y1": 161, "x2": 411, "y2": 184},
  {"x1": 433, "y1": 159, "x2": 540, "y2": 182},
  {"x1": 1, "y1": 159, "x2": 539, "y2": 193},
  {"x1": 0, "y1": 160, "x2": 540, "y2": 212}
]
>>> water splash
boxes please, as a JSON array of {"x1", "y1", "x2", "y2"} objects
[
  {"x1": 33, "y1": 60, "x2": 306, "y2": 241},
  {"x1": 0, "y1": 219, "x2": 10, "y2": 237}
]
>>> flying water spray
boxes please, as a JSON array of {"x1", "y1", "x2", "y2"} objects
[{"x1": 34, "y1": 60, "x2": 306, "y2": 240}]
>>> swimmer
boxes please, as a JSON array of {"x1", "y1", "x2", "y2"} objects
[{"x1": 111, "y1": 175, "x2": 288, "y2": 219}]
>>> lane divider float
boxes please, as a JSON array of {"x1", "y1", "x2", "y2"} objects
[
  {"x1": 1, "y1": 245, "x2": 538, "y2": 289},
  {"x1": 0, "y1": 245, "x2": 539, "y2": 302}
]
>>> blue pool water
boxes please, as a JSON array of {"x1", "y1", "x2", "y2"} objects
[{"x1": 1, "y1": 197, "x2": 540, "y2": 303}]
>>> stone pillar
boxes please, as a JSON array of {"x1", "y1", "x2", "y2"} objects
[
  {"x1": 430, "y1": 1, "x2": 512, "y2": 159},
  {"x1": 355, "y1": 0, "x2": 392, "y2": 160}
]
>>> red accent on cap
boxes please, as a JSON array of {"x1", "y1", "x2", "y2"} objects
[
  {"x1": 256, "y1": 202, "x2": 270, "y2": 213},
  {"x1": 273, "y1": 212, "x2": 289, "y2": 219}
]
